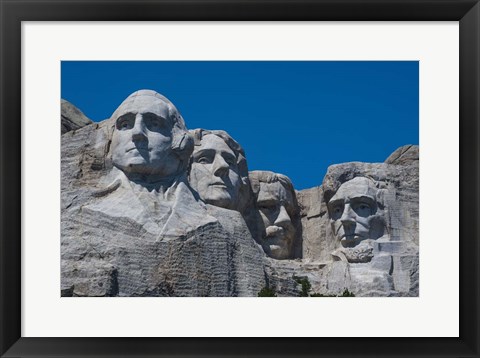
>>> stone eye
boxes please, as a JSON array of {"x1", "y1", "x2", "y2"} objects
[
  {"x1": 259, "y1": 205, "x2": 275, "y2": 213},
  {"x1": 197, "y1": 157, "x2": 211, "y2": 164},
  {"x1": 117, "y1": 119, "x2": 132, "y2": 130},
  {"x1": 352, "y1": 202, "x2": 372, "y2": 217},
  {"x1": 116, "y1": 114, "x2": 134, "y2": 130},
  {"x1": 329, "y1": 205, "x2": 343, "y2": 220},
  {"x1": 144, "y1": 113, "x2": 163, "y2": 130}
]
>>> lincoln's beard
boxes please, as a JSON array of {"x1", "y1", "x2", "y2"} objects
[{"x1": 340, "y1": 240, "x2": 375, "y2": 263}]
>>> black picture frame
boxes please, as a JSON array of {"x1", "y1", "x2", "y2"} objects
[{"x1": 1, "y1": 0, "x2": 479, "y2": 357}]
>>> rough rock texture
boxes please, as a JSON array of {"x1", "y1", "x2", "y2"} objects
[
  {"x1": 294, "y1": 145, "x2": 419, "y2": 296},
  {"x1": 62, "y1": 205, "x2": 266, "y2": 296},
  {"x1": 61, "y1": 99, "x2": 93, "y2": 134},
  {"x1": 296, "y1": 186, "x2": 329, "y2": 261},
  {"x1": 61, "y1": 122, "x2": 266, "y2": 297},
  {"x1": 385, "y1": 144, "x2": 419, "y2": 165},
  {"x1": 61, "y1": 93, "x2": 419, "y2": 297}
]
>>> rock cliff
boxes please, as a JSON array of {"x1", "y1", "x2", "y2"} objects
[
  {"x1": 61, "y1": 91, "x2": 419, "y2": 297},
  {"x1": 61, "y1": 99, "x2": 93, "y2": 134}
]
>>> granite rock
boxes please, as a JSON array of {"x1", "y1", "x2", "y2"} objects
[
  {"x1": 294, "y1": 145, "x2": 419, "y2": 296},
  {"x1": 385, "y1": 144, "x2": 419, "y2": 165},
  {"x1": 61, "y1": 91, "x2": 267, "y2": 297},
  {"x1": 61, "y1": 99, "x2": 93, "y2": 134},
  {"x1": 61, "y1": 91, "x2": 419, "y2": 297}
]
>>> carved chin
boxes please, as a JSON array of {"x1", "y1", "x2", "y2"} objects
[
  {"x1": 116, "y1": 160, "x2": 151, "y2": 174},
  {"x1": 204, "y1": 190, "x2": 234, "y2": 209},
  {"x1": 263, "y1": 226, "x2": 294, "y2": 259},
  {"x1": 268, "y1": 244, "x2": 289, "y2": 259},
  {"x1": 267, "y1": 241, "x2": 292, "y2": 260}
]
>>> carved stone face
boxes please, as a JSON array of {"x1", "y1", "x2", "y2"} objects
[
  {"x1": 189, "y1": 134, "x2": 241, "y2": 210},
  {"x1": 111, "y1": 95, "x2": 179, "y2": 177},
  {"x1": 256, "y1": 181, "x2": 295, "y2": 259},
  {"x1": 327, "y1": 177, "x2": 383, "y2": 248}
]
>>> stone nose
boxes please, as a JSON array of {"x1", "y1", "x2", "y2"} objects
[
  {"x1": 131, "y1": 114, "x2": 147, "y2": 142},
  {"x1": 274, "y1": 205, "x2": 291, "y2": 227},
  {"x1": 340, "y1": 204, "x2": 356, "y2": 226},
  {"x1": 213, "y1": 155, "x2": 229, "y2": 176}
]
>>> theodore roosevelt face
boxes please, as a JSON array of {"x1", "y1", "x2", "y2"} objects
[{"x1": 256, "y1": 180, "x2": 295, "y2": 260}]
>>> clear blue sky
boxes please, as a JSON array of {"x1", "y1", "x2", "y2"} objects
[{"x1": 61, "y1": 61, "x2": 418, "y2": 190}]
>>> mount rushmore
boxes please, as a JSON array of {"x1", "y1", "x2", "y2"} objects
[{"x1": 61, "y1": 90, "x2": 419, "y2": 297}]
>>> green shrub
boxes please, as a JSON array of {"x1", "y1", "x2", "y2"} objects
[
  {"x1": 294, "y1": 276, "x2": 312, "y2": 297},
  {"x1": 340, "y1": 288, "x2": 355, "y2": 297},
  {"x1": 258, "y1": 287, "x2": 277, "y2": 297},
  {"x1": 310, "y1": 289, "x2": 355, "y2": 297},
  {"x1": 310, "y1": 292, "x2": 336, "y2": 297}
]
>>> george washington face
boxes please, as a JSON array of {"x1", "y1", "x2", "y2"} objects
[{"x1": 111, "y1": 94, "x2": 180, "y2": 178}]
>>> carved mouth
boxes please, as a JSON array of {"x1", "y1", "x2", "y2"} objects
[
  {"x1": 265, "y1": 225, "x2": 285, "y2": 238},
  {"x1": 340, "y1": 233, "x2": 365, "y2": 240},
  {"x1": 340, "y1": 234, "x2": 367, "y2": 248},
  {"x1": 126, "y1": 146, "x2": 149, "y2": 153},
  {"x1": 210, "y1": 182, "x2": 227, "y2": 188}
]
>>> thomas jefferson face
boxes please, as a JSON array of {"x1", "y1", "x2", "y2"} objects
[
  {"x1": 328, "y1": 177, "x2": 379, "y2": 248},
  {"x1": 256, "y1": 181, "x2": 295, "y2": 259},
  {"x1": 189, "y1": 134, "x2": 241, "y2": 210},
  {"x1": 111, "y1": 95, "x2": 180, "y2": 177}
]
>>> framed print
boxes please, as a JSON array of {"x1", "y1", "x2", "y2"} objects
[{"x1": 1, "y1": 0, "x2": 479, "y2": 357}]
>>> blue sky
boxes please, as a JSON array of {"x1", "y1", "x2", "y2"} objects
[{"x1": 61, "y1": 61, "x2": 419, "y2": 190}]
